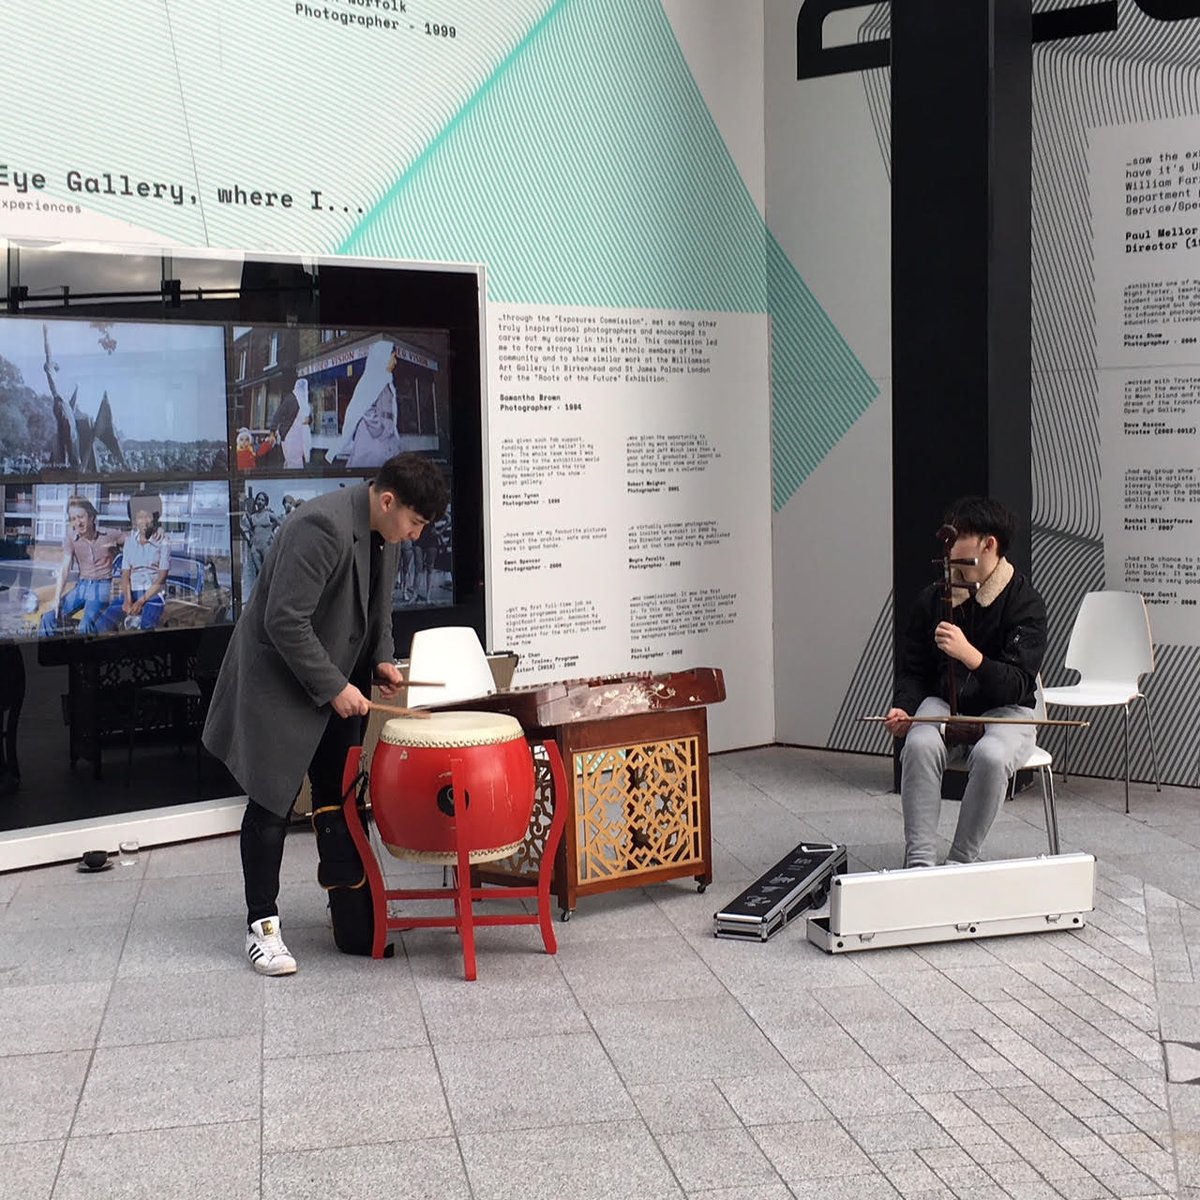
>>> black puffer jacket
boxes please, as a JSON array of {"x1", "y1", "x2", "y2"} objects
[{"x1": 893, "y1": 565, "x2": 1047, "y2": 717}]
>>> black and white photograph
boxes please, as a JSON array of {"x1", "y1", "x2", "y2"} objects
[
  {"x1": 231, "y1": 325, "x2": 451, "y2": 474},
  {"x1": 0, "y1": 480, "x2": 233, "y2": 642},
  {"x1": 0, "y1": 316, "x2": 228, "y2": 479}
]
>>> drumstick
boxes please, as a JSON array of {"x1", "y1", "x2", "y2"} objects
[
  {"x1": 860, "y1": 715, "x2": 1089, "y2": 728},
  {"x1": 370, "y1": 702, "x2": 434, "y2": 720}
]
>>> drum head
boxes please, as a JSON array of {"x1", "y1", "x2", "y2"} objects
[{"x1": 379, "y1": 710, "x2": 524, "y2": 748}]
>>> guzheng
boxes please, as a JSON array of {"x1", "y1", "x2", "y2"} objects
[
  {"x1": 457, "y1": 667, "x2": 726, "y2": 728},
  {"x1": 441, "y1": 667, "x2": 725, "y2": 919}
]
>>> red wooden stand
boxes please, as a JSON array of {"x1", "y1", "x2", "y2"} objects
[{"x1": 341, "y1": 738, "x2": 570, "y2": 981}]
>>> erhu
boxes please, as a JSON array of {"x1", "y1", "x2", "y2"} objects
[
  {"x1": 861, "y1": 524, "x2": 1088, "y2": 737},
  {"x1": 934, "y1": 523, "x2": 986, "y2": 746}
]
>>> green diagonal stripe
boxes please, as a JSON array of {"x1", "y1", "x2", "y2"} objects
[
  {"x1": 769, "y1": 233, "x2": 880, "y2": 509},
  {"x1": 341, "y1": 0, "x2": 878, "y2": 505}
]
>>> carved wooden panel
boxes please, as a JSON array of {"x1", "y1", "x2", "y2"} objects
[{"x1": 573, "y1": 736, "x2": 703, "y2": 882}]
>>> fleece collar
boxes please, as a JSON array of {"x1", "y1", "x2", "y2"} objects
[{"x1": 951, "y1": 556, "x2": 1013, "y2": 609}]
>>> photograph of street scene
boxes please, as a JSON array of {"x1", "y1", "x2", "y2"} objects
[{"x1": 231, "y1": 325, "x2": 450, "y2": 474}]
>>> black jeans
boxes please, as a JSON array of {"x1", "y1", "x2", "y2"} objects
[{"x1": 241, "y1": 709, "x2": 365, "y2": 926}]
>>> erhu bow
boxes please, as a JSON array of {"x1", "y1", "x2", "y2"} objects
[{"x1": 861, "y1": 525, "x2": 1089, "y2": 737}]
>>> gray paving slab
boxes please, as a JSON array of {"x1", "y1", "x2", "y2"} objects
[
  {"x1": 263, "y1": 1138, "x2": 472, "y2": 1200},
  {"x1": 541, "y1": 886, "x2": 681, "y2": 942},
  {"x1": 628, "y1": 1080, "x2": 741, "y2": 1135},
  {"x1": 435, "y1": 1031, "x2": 636, "y2": 1133},
  {"x1": 129, "y1": 873, "x2": 246, "y2": 925},
  {"x1": 886, "y1": 1056, "x2": 991, "y2": 1093},
  {"x1": 0, "y1": 1139, "x2": 61, "y2": 1200},
  {"x1": 776, "y1": 1175, "x2": 904, "y2": 1199},
  {"x1": 143, "y1": 834, "x2": 242, "y2": 879},
  {"x1": 690, "y1": 933, "x2": 868, "y2": 994},
  {"x1": 596, "y1": 1003, "x2": 789, "y2": 1086},
  {"x1": 72, "y1": 1036, "x2": 261, "y2": 1136},
  {"x1": 0, "y1": 981, "x2": 109, "y2": 1056},
  {"x1": 932, "y1": 1162, "x2": 997, "y2": 1192},
  {"x1": 98, "y1": 970, "x2": 263, "y2": 1048},
  {"x1": 545, "y1": 934, "x2": 726, "y2": 1007},
  {"x1": 869, "y1": 1148, "x2": 943, "y2": 1192},
  {"x1": 115, "y1": 915, "x2": 257, "y2": 979},
  {"x1": 1, "y1": 877, "x2": 139, "y2": 932},
  {"x1": 263, "y1": 971, "x2": 428, "y2": 1058},
  {"x1": 263, "y1": 1045, "x2": 452, "y2": 1152},
  {"x1": 810, "y1": 982, "x2": 912, "y2": 1026},
  {"x1": 714, "y1": 1069, "x2": 830, "y2": 1126},
  {"x1": 736, "y1": 981, "x2": 870, "y2": 1031},
  {"x1": 678, "y1": 1187, "x2": 793, "y2": 1200},
  {"x1": 0, "y1": 1051, "x2": 91, "y2": 1145},
  {"x1": 657, "y1": 1127, "x2": 782, "y2": 1192},
  {"x1": 762, "y1": 1019, "x2": 884, "y2": 1072},
  {"x1": 749, "y1": 1119, "x2": 877, "y2": 1182},
  {"x1": 0, "y1": 923, "x2": 127, "y2": 989},
  {"x1": 418, "y1": 972, "x2": 589, "y2": 1044},
  {"x1": 1049, "y1": 1178, "x2": 1120, "y2": 1199},
  {"x1": 55, "y1": 1120, "x2": 259, "y2": 1200},
  {"x1": 841, "y1": 1110, "x2": 958, "y2": 1154},
  {"x1": 841, "y1": 1022, "x2": 961, "y2": 1073},
  {"x1": 800, "y1": 1065, "x2": 923, "y2": 1118},
  {"x1": 5, "y1": 745, "x2": 1200, "y2": 1197},
  {"x1": 460, "y1": 1120, "x2": 684, "y2": 1200}
]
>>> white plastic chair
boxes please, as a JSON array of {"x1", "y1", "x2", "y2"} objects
[
  {"x1": 405, "y1": 626, "x2": 495, "y2": 707},
  {"x1": 946, "y1": 675, "x2": 1061, "y2": 854},
  {"x1": 1041, "y1": 591, "x2": 1161, "y2": 813}
]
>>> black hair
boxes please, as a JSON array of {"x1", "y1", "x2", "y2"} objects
[
  {"x1": 374, "y1": 453, "x2": 449, "y2": 522},
  {"x1": 941, "y1": 496, "x2": 1016, "y2": 557},
  {"x1": 128, "y1": 493, "x2": 162, "y2": 536}
]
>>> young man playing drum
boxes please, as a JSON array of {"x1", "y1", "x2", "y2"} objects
[{"x1": 204, "y1": 454, "x2": 449, "y2": 975}]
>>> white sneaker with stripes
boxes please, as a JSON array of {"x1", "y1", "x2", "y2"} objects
[{"x1": 246, "y1": 917, "x2": 297, "y2": 976}]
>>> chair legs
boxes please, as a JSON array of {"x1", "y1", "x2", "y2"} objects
[
  {"x1": 1123, "y1": 704, "x2": 1131, "y2": 816},
  {"x1": 1060, "y1": 697, "x2": 1161, "y2": 814},
  {"x1": 1039, "y1": 766, "x2": 1060, "y2": 855},
  {"x1": 1009, "y1": 766, "x2": 1060, "y2": 855},
  {"x1": 1139, "y1": 693, "x2": 1162, "y2": 794}
]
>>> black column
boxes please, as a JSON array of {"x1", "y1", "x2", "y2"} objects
[{"x1": 891, "y1": 0, "x2": 1033, "y2": 635}]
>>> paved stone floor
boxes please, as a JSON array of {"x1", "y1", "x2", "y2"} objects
[{"x1": 1, "y1": 746, "x2": 1198, "y2": 1199}]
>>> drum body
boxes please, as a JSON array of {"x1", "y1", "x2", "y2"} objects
[{"x1": 370, "y1": 711, "x2": 535, "y2": 864}]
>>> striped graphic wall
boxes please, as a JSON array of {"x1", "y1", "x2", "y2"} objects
[{"x1": 823, "y1": 1, "x2": 1200, "y2": 788}]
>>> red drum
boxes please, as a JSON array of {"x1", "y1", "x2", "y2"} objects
[{"x1": 370, "y1": 711, "x2": 535, "y2": 864}]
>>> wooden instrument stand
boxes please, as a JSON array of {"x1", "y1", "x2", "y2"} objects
[{"x1": 455, "y1": 670, "x2": 724, "y2": 919}]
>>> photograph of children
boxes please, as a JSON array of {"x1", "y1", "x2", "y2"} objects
[
  {"x1": 235, "y1": 476, "x2": 454, "y2": 613},
  {"x1": 0, "y1": 316, "x2": 228, "y2": 480},
  {"x1": 91, "y1": 492, "x2": 171, "y2": 633},
  {"x1": 0, "y1": 481, "x2": 233, "y2": 642},
  {"x1": 230, "y1": 326, "x2": 450, "y2": 474}
]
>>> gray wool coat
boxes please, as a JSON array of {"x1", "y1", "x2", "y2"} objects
[{"x1": 203, "y1": 484, "x2": 399, "y2": 817}]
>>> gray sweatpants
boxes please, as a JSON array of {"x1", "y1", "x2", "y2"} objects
[{"x1": 900, "y1": 696, "x2": 1035, "y2": 868}]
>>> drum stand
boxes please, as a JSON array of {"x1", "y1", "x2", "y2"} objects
[{"x1": 341, "y1": 739, "x2": 570, "y2": 981}]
